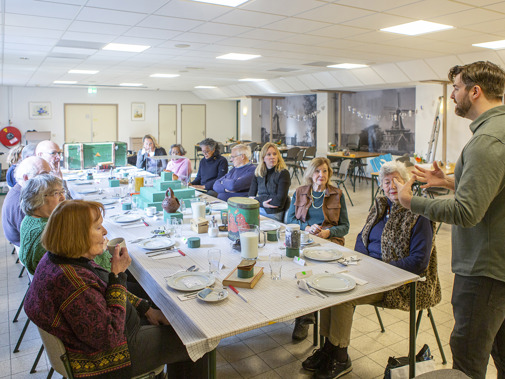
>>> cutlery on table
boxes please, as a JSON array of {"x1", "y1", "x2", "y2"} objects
[{"x1": 141, "y1": 217, "x2": 149, "y2": 226}]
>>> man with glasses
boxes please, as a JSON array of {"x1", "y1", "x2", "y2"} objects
[
  {"x1": 2, "y1": 156, "x2": 51, "y2": 247},
  {"x1": 211, "y1": 144, "x2": 256, "y2": 200},
  {"x1": 190, "y1": 138, "x2": 228, "y2": 193},
  {"x1": 36, "y1": 140, "x2": 63, "y2": 178}
]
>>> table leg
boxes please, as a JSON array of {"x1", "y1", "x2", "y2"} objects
[
  {"x1": 209, "y1": 348, "x2": 217, "y2": 379},
  {"x1": 371, "y1": 176, "x2": 375, "y2": 206},
  {"x1": 409, "y1": 281, "x2": 417, "y2": 378}
]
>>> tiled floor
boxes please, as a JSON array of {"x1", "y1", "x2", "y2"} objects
[{"x1": 0, "y1": 177, "x2": 498, "y2": 378}]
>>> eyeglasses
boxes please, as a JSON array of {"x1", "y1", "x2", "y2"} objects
[
  {"x1": 201, "y1": 149, "x2": 212, "y2": 155},
  {"x1": 46, "y1": 151, "x2": 63, "y2": 158},
  {"x1": 230, "y1": 154, "x2": 243, "y2": 159},
  {"x1": 45, "y1": 190, "x2": 66, "y2": 198}
]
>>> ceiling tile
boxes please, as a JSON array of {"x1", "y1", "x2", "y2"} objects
[
  {"x1": 351, "y1": 67, "x2": 385, "y2": 85},
  {"x1": 212, "y1": 9, "x2": 285, "y2": 28},
  {"x1": 396, "y1": 60, "x2": 437, "y2": 81},
  {"x1": 265, "y1": 18, "x2": 331, "y2": 34},
  {"x1": 190, "y1": 22, "x2": 253, "y2": 36},
  {"x1": 387, "y1": 0, "x2": 472, "y2": 19},
  {"x1": 328, "y1": 70, "x2": 363, "y2": 87},
  {"x1": 341, "y1": 13, "x2": 413, "y2": 30},
  {"x1": 61, "y1": 31, "x2": 116, "y2": 43},
  {"x1": 123, "y1": 27, "x2": 182, "y2": 40},
  {"x1": 6, "y1": 0, "x2": 81, "y2": 18},
  {"x1": 296, "y1": 4, "x2": 374, "y2": 24},
  {"x1": 335, "y1": 0, "x2": 420, "y2": 12},
  {"x1": 155, "y1": 1, "x2": 232, "y2": 21},
  {"x1": 308, "y1": 24, "x2": 368, "y2": 38},
  {"x1": 424, "y1": 56, "x2": 463, "y2": 78},
  {"x1": 5, "y1": 13, "x2": 72, "y2": 30},
  {"x1": 431, "y1": 8, "x2": 504, "y2": 27},
  {"x1": 77, "y1": 7, "x2": 147, "y2": 25},
  {"x1": 68, "y1": 21, "x2": 131, "y2": 35},
  {"x1": 371, "y1": 63, "x2": 410, "y2": 83},
  {"x1": 297, "y1": 74, "x2": 325, "y2": 89},
  {"x1": 241, "y1": 0, "x2": 324, "y2": 17},
  {"x1": 137, "y1": 15, "x2": 204, "y2": 31},
  {"x1": 269, "y1": 78, "x2": 297, "y2": 93},
  {"x1": 311, "y1": 71, "x2": 343, "y2": 88},
  {"x1": 85, "y1": 0, "x2": 170, "y2": 13},
  {"x1": 4, "y1": 26, "x2": 63, "y2": 39}
]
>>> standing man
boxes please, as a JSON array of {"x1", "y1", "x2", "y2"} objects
[
  {"x1": 36, "y1": 140, "x2": 63, "y2": 178},
  {"x1": 2, "y1": 157, "x2": 51, "y2": 246},
  {"x1": 395, "y1": 61, "x2": 505, "y2": 378}
]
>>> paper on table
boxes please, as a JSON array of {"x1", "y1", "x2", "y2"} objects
[
  {"x1": 150, "y1": 252, "x2": 180, "y2": 260},
  {"x1": 340, "y1": 272, "x2": 368, "y2": 286}
]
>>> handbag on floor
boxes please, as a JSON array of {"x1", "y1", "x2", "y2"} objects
[{"x1": 384, "y1": 344, "x2": 436, "y2": 379}]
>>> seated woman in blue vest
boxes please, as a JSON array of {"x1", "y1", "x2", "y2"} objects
[
  {"x1": 301, "y1": 161, "x2": 441, "y2": 379},
  {"x1": 211, "y1": 144, "x2": 256, "y2": 201},
  {"x1": 248, "y1": 142, "x2": 290, "y2": 222}
]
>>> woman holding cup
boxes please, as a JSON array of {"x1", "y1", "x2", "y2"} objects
[{"x1": 285, "y1": 157, "x2": 350, "y2": 341}]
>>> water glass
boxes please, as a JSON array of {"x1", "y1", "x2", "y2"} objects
[
  {"x1": 269, "y1": 253, "x2": 282, "y2": 280},
  {"x1": 171, "y1": 218, "x2": 183, "y2": 238},
  {"x1": 208, "y1": 248, "x2": 221, "y2": 275}
]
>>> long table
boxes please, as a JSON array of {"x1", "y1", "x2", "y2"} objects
[{"x1": 67, "y1": 174, "x2": 421, "y2": 378}]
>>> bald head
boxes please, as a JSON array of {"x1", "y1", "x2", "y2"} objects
[
  {"x1": 36, "y1": 140, "x2": 62, "y2": 176},
  {"x1": 14, "y1": 156, "x2": 51, "y2": 187}
]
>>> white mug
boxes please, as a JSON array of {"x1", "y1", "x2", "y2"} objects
[{"x1": 146, "y1": 206, "x2": 157, "y2": 216}]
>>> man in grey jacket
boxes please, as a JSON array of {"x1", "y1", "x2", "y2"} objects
[{"x1": 396, "y1": 61, "x2": 505, "y2": 378}]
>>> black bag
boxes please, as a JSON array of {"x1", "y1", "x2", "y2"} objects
[{"x1": 384, "y1": 344, "x2": 434, "y2": 379}]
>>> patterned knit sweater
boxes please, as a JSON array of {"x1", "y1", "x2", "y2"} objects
[
  {"x1": 361, "y1": 196, "x2": 442, "y2": 311},
  {"x1": 19, "y1": 215, "x2": 48, "y2": 275},
  {"x1": 24, "y1": 253, "x2": 150, "y2": 378}
]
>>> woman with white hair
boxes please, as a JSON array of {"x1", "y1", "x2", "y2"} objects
[
  {"x1": 211, "y1": 144, "x2": 256, "y2": 200},
  {"x1": 301, "y1": 161, "x2": 441, "y2": 379},
  {"x1": 166, "y1": 144, "x2": 192, "y2": 182}
]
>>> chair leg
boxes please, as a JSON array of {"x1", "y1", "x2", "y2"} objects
[
  {"x1": 13, "y1": 287, "x2": 28, "y2": 323},
  {"x1": 30, "y1": 344, "x2": 45, "y2": 373},
  {"x1": 16, "y1": 257, "x2": 20, "y2": 264},
  {"x1": 18, "y1": 265, "x2": 25, "y2": 278},
  {"x1": 436, "y1": 222, "x2": 443, "y2": 234},
  {"x1": 374, "y1": 306, "x2": 386, "y2": 333},
  {"x1": 11, "y1": 246, "x2": 16, "y2": 255},
  {"x1": 415, "y1": 309, "x2": 423, "y2": 336},
  {"x1": 47, "y1": 367, "x2": 54, "y2": 379},
  {"x1": 313, "y1": 311, "x2": 318, "y2": 347},
  {"x1": 341, "y1": 183, "x2": 354, "y2": 206},
  {"x1": 427, "y1": 309, "x2": 447, "y2": 365},
  {"x1": 13, "y1": 318, "x2": 30, "y2": 353}
]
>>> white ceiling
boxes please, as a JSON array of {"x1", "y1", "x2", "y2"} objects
[{"x1": 2, "y1": 0, "x2": 505, "y2": 99}]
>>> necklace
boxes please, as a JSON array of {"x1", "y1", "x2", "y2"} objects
[
  {"x1": 311, "y1": 189, "x2": 324, "y2": 209},
  {"x1": 311, "y1": 188, "x2": 325, "y2": 199}
]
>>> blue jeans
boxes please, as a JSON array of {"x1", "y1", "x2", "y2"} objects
[
  {"x1": 451, "y1": 274, "x2": 505, "y2": 379},
  {"x1": 259, "y1": 207, "x2": 284, "y2": 222}
]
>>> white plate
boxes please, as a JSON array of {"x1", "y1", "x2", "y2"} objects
[
  {"x1": 303, "y1": 248, "x2": 343, "y2": 262},
  {"x1": 197, "y1": 288, "x2": 229, "y2": 302},
  {"x1": 308, "y1": 273, "x2": 356, "y2": 293},
  {"x1": 166, "y1": 272, "x2": 215, "y2": 292},
  {"x1": 77, "y1": 188, "x2": 99, "y2": 194},
  {"x1": 114, "y1": 215, "x2": 142, "y2": 223},
  {"x1": 138, "y1": 238, "x2": 175, "y2": 250},
  {"x1": 74, "y1": 181, "x2": 93, "y2": 185},
  {"x1": 260, "y1": 221, "x2": 280, "y2": 231},
  {"x1": 301, "y1": 238, "x2": 315, "y2": 246},
  {"x1": 211, "y1": 203, "x2": 228, "y2": 211},
  {"x1": 99, "y1": 199, "x2": 117, "y2": 205}
]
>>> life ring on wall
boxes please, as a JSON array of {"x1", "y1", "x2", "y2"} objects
[{"x1": 0, "y1": 126, "x2": 22, "y2": 147}]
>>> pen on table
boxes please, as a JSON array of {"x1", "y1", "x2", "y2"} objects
[
  {"x1": 228, "y1": 285, "x2": 248, "y2": 303},
  {"x1": 178, "y1": 249, "x2": 186, "y2": 256},
  {"x1": 142, "y1": 219, "x2": 149, "y2": 226}
]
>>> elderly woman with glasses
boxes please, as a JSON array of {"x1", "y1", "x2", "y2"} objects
[
  {"x1": 211, "y1": 144, "x2": 256, "y2": 201},
  {"x1": 191, "y1": 138, "x2": 228, "y2": 192},
  {"x1": 286, "y1": 157, "x2": 350, "y2": 341},
  {"x1": 166, "y1": 144, "x2": 192, "y2": 182},
  {"x1": 18, "y1": 175, "x2": 110, "y2": 275},
  {"x1": 136, "y1": 134, "x2": 167, "y2": 175},
  {"x1": 301, "y1": 161, "x2": 441, "y2": 379},
  {"x1": 24, "y1": 200, "x2": 193, "y2": 378}
]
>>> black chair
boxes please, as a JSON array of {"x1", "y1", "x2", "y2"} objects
[
  {"x1": 346, "y1": 134, "x2": 360, "y2": 151},
  {"x1": 333, "y1": 159, "x2": 354, "y2": 206},
  {"x1": 284, "y1": 147, "x2": 300, "y2": 167},
  {"x1": 287, "y1": 149, "x2": 305, "y2": 184}
]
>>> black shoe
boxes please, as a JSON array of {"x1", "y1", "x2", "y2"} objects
[
  {"x1": 302, "y1": 348, "x2": 329, "y2": 371},
  {"x1": 315, "y1": 356, "x2": 352, "y2": 379},
  {"x1": 292, "y1": 318, "x2": 310, "y2": 340}
]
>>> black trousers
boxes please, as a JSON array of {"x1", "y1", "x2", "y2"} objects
[{"x1": 451, "y1": 274, "x2": 505, "y2": 379}]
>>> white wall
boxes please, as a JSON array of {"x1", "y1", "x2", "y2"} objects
[
  {"x1": 0, "y1": 86, "x2": 237, "y2": 166},
  {"x1": 415, "y1": 84, "x2": 472, "y2": 163}
]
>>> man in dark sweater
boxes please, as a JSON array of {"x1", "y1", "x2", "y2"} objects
[
  {"x1": 2, "y1": 157, "x2": 51, "y2": 246},
  {"x1": 191, "y1": 138, "x2": 228, "y2": 191}
]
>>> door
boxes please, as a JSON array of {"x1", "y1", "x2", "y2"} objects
[
  {"x1": 64, "y1": 104, "x2": 117, "y2": 143},
  {"x1": 158, "y1": 104, "x2": 177, "y2": 151},
  {"x1": 181, "y1": 104, "x2": 206, "y2": 159}
]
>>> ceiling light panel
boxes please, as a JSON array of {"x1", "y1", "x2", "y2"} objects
[
  {"x1": 190, "y1": 0, "x2": 250, "y2": 7},
  {"x1": 327, "y1": 63, "x2": 368, "y2": 69},
  {"x1": 120, "y1": 83, "x2": 144, "y2": 86},
  {"x1": 53, "y1": 80, "x2": 77, "y2": 84},
  {"x1": 195, "y1": 86, "x2": 217, "y2": 89},
  {"x1": 103, "y1": 43, "x2": 150, "y2": 52},
  {"x1": 238, "y1": 78, "x2": 265, "y2": 82},
  {"x1": 217, "y1": 53, "x2": 261, "y2": 60},
  {"x1": 473, "y1": 39, "x2": 505, "y2": 49},
  {"x1": 150, "y1": 74, "x2": 180, "y2": 78},
  {"x1": 380, "y1": 21, "x2": 453, "y2": 36}
]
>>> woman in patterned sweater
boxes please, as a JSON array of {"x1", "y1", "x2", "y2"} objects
[
  {"x1": 302, "y1": 161, "x2": 441, "y2": 379},
  {"x1": 24, "y1": 200, "x2": 190, "y2": 378}
]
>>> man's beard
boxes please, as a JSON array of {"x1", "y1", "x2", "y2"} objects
[{"x1": 455, "y1": 94, "x2": 472, "y2": 117}]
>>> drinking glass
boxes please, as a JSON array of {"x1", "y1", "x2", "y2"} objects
[
  {"x1": 269, "y1": 253, "x2": 282, "y2": 280},
  {"x1": 208, "y1": 249, "x2": 221, "y2": 275},
  {"x1": 171, "y1": 218, "x2": 183, "y2": 238}
]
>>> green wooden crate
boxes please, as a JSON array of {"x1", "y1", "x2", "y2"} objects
[
  {"x1": 154, "y1": 179, "x2": 182, "y2": 191},
  {"x1": 63, "y1": 142, "x2": 127, "y2": 170}
]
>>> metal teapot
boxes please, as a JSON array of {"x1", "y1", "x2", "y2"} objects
[{"x1": 162, "y1": 188, "x2": 180, "y2": 214}]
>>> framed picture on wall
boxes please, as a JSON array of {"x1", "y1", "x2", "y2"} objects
[
  {"x1": 29, "y1": 102, "x2": 52, "y2": 119},
  {"x1": 131, "y1": 102, "x2": 145, "y2": 121}
]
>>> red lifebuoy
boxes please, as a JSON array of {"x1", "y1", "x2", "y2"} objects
[{"x1": 0, "y1": 126, "x2": 22, "y2": 147}]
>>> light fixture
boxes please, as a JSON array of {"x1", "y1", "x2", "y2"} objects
[
  {"x1": 53, "y1": 80, "x2": 77, "y2": 84},
  {"x1": 239, "y1": 78, "x2": 265, "y2": 82},
  {"x1": 217, "y1": 53, "x2": 261, "y2": 61},
  {"x1": 327, "y1": 63, "x2": 368, "y2": 69},
  {"x1": 150, "y1": 74, "x2": 180, "y2": 78},
  {"x1": 119, "y1": 83, "x2": 143, "y2": 87},
  {"x1": 103, "y1": 43, "x2": 150, "y2": 53},
  {"x1": 88, "y1": 87, "x2": 97, "y2": 94},
  {"x1": 473, "y1": 39, "x2": 505, "y2": 49},
  {"x1": 195, "y1": 85, "x2": 217, "y2": 89},
  {"x1": 68, "y1": 69, "x2": 99, "y2": 74},
  {"x1": 190, "y1": 0, "x2": 249, "y2": 7},
  {"x1": 380, "y1": 20, "x2": 453, "y2": 36},
  {"x1": 242, "y1": 106, "x2": 248, "y2": 116}
]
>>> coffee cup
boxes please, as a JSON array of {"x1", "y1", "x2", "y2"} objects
[
  {"x1": 107, "y1": 237, "x2": 126, "y2": 255},
  {"x1": 146, "y1": 206, "x2": 157, "y2": 216},
  {"x1": 300, "y1": 231, "x2": 310, "y2": 244}
]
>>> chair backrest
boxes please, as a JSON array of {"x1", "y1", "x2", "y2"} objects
[
  {"x1": 338, "y1": 159, "x2": 352, "y2": 177},
  {"x1": 37, "y1": 327, "x2": 73, "y2": 378},
  {"x1": 303, "y1": 146, "x2": 317, "y2": 160},
  {"x1": 369, "y1": 153, "x2": 394, "y2": 173},
  {"x1": 285, "y1": 147, "x2": 300, "y2": 160},
  {"x1": 295, "y1": 149, "x2": 305, "y2": 162},
  {"x1": 346, "y1": 134, "x2": 360, "y2": 150},
  {"x1": 283, "y1": 195, "x2": 292, "y2": 224},
  {"x1": 216, "y1": 142, "x2": 225, "y2": 154}
]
